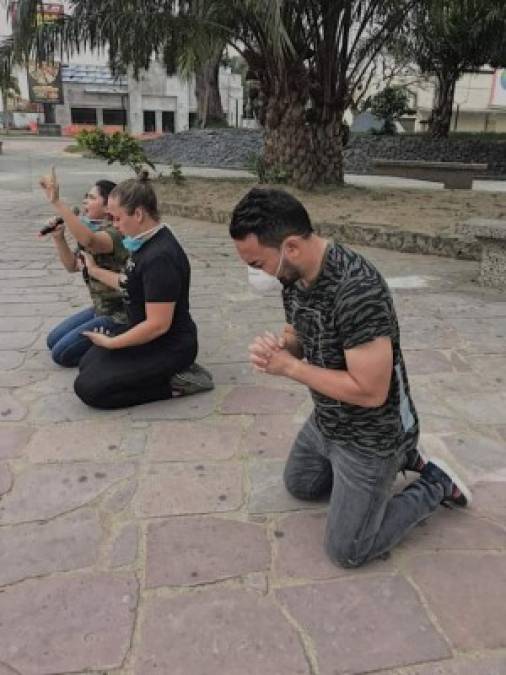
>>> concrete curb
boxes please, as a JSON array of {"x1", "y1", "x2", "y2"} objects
[{"x1": 160, "y1": 201, "x2": 479, "y2": 261}]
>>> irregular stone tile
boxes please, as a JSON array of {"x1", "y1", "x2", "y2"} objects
[
  {"x1": 0, "y1": 371, "x2": 46, "y2": 388},
  {"x1": 209, "y1": 362, "x2": 256, "y2": 385},
  {"x1": 375, "y1": 654, "x2": 506, "y2": 675},
  {"x1": 448, "y1": 351, "x2": 473, "y2": 372},
  {"x1": 419, "y1": 414, "x2": 469, "y2": 434},
  {"x1": 277, "y1": 575, "x2": 450, "y2": 675},
  {"x1": 0, "y1": 573, "x2": 138, "y2": 675},
  {"x1": 130, "y1": 390, "x2": 217, "y2": 421},
  {"x1": 0, "y1": 302, "x2": 71, "y2": 317},
  {"x1": 248, "y1": 460, "x2": 323, "y2": 514},
  {"x1": 28, "y1": 393, "x2": 126, "y2": 423},
  {"x1": 401, "y1": 323, "x2": 461, "y2": 350},
  {"x1": 135, "y1": 589, "x2": 309, "y2": 675},
  {"x1": 0, "y1": 463, "x2": 13, "y2": 496},
  {"x1": 0, "y1": 317, "x2": 42, "y2": 332},
  {"x1": 25, "y1": 420, "x2": 125, "y2": 463},
  {"x1": 243, "y1": 415, "x2": 299, "y2": 459},
  {"x1": 421, "y1": 371, "x2": 504, "y2": 396},
  {"x1": 0, "y1": 351, "x2": 24, "y2": 370},
  {"x1": 0, "y1": 394, "x2": 27, "y2": 422},
  {"x1": 444, "y1": 392, "x2": 506, "y2": 425},
  {"x1": 0, "y1": 510, "x2": 103, "y2": 586},
  {"x1": 103, "y1": 479, "x2": 138, "y2": 514},
  {"x1": 404, "y1": 350, "x2": 454, "y2": 375},
  {"x1": 222, "y1": 385, "x2": 308, "y2": 415},
  {"x1": 0, "y1": 462, "x2": 136, "y2": 524},
  {"x1": 274, "y1": 512, "x2": 394, "y2": 581},
  {"x1": 0, "y1": 332, "x2": 38, "y2": 350},
  {"x1": 0, "y1": 426, "x2": 32, "y2": 459},
  {"x1": 147, "y1": 418, "x2": 242, "y2": 461},
  {"x1": 111, "y1": 523, "x2": 139, "y2": 568},
  {"x1": 442, "y1": 432, "x2": 506, "y2": 472},
  {"x1": 471, "y1": 481, "x2": 506, "y2": 525},
  {"x1": 21, "y1": 369, "x2": 76, "y2": 395},
  {"x1": 399, "y1": 507, "x2": 506, "y2": 553},
  {"x1": 120, "y1": 429, "x2": 147, "y2": 456},
  {"x1": 146, "y1": 517, "x2": 270, "y2": 587},
  {"x1": 135, "y1": 462, "x2": 243, "y2": 517},
  {"x1": 16, "y1": 350, "x2": 54, "y2": 371},
  {"x1": 404, "y1": 552, "x2": 506, "y2": 650}
]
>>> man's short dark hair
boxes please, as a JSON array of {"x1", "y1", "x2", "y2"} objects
[{"x1": 229, "y1": 188, "x2": 314, "y2": 248}]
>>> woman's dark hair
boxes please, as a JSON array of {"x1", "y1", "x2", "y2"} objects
[
  {"x1": 109, "y1": 171, "x2": 160, "y2": 220},
  {"x1": 95, "y1": 180, "x2": 117, "y2": 203},
  {"x1": 230, "y1": 188, "x2": 313, "y2": 248}
]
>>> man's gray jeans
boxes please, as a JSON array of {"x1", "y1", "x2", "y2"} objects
[{"x1": 283, "y1": 413, "x2": 444, "y2": 568}]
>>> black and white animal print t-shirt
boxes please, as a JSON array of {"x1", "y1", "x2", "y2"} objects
[{"x1": 282, "y1": 243, "x2": 419, "y2": 457}]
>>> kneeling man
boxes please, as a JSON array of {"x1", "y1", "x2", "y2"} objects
[{"x1": 230, "y1": 188, "x2": 470, "y2": 568}]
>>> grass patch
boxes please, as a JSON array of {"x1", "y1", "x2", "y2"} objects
[{"x1": 64, "y1": 144, "x2": 83, "y2": 154}]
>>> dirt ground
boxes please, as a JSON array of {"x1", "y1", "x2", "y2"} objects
[{"x1": 156, "y1": 178, "x2": 506, "y2": 235}]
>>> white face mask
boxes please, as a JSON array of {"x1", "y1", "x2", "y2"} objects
[{"x1": 248, "y1": 266, "x2": 283, "y2": 295}]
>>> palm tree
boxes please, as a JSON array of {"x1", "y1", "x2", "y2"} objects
[
  {"x1": 400, "y1": 0, "x2": 506, "y2": 138},
  {"x1": 0, "y1": 37, "x2": 20, "y2": 131},
  {"x1": 7, "y1": 0, "x2": 415, "y2": 187},
  {"x1": 5, "y1": 0, "x2": 227, "y2": 129}
]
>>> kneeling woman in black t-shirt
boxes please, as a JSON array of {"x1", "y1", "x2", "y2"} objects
[{"x1": 74, "y1": 172, "x2": 198, "y2": 409}]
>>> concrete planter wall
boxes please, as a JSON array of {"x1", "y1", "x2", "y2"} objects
[
  {"x1": 344, "y1": 136, "x2": 506, "y2": 177},
  {"x1": 159, "y1": 201, "x2": 479, "y2": 261}
]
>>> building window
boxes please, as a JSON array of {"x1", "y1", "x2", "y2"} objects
[
  {"x1": 70, "y1": 107, "x2": 97, "y2": 125},
  {"x1": 162, "y1": 111, "x2": 175, "y2": 133},
  {"x1": 103, "y1": 108, "x2": 127, "y2": 126},
  {"x1": 143, "y1": 110, "x2": 156, "y2": 133}
]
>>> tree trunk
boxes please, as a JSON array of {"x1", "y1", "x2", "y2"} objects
[
  {"x1": 1, "y1": 91, "x2": 8, "y2": 130},
  {"x1": 263, "y1": 93, "x2": 343, "y2": 190},
  {"x1": 430, "y1": 71, "x2": 458, "y2": 138},
  {"x1": 195, "y1": 54, "x2": 225, "y2": 128}
]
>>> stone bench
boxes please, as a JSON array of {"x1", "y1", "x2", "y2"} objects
[
  {"x1": 456, "y1": 219, "x2": 506, "y2": 289},
  {"x1": 371, "y1": 159, "x2": 488, "y2": 189}
]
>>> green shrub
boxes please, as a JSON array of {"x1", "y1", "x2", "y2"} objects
[
  {"x1": 76, "y1": 128, "x2": 155, "y2": 175},
  {"x1": 157, "y1": 161, "x2": 186, "y2": 185},
  {"x1": 246, "y1": 153, "x2": 289, "y2": 184}
]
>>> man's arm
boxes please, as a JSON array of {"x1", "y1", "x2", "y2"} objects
[
  {"x1": 250, "y1": 335, "x2": 393, "y2": 408},
  {"x1": 280, "y1": 324, "x2": 303, "y2": 359}
]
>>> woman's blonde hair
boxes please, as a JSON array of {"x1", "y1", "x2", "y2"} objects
[{"x1": 109, "y1": 171, "x2": 160, "y2": 219}]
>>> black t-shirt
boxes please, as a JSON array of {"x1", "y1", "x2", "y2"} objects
[
  {"x1": 120, "y1": 226, "x2": 197, "y2": 346},
  {"x1": 282, "y1": 243, "x2": 419, "y2": 457}
]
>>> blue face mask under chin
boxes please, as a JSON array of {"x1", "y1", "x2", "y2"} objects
[
  {"x1": 123, "y1": 236, "x2": 144, "y2": 253},
  {"x1": 123, "y1": 224, "x2": 164, "y2": 253},
  {"x1": 81, "y1": 216, "x2": 102, "y2": 233}
]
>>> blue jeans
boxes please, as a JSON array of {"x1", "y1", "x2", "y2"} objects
[
  {"x1": 284, "y1": 413, "x2": 444, "y2": 568},
  {"x1": 47, "y1": 307, "x2": 124, "y2": 368}
]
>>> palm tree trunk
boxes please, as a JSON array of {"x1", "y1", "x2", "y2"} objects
[
  {"x1": 263, "y1": 93, "x2": 343, "y2": 190},
  {"x1": 1, "y1": 90, "x2": 10, "y2": 130},
  {"x1": 195, "y1": 55, "x2": 224, "y2": 128},
  {"x1": 430, "y1": 71, "x2": 458, "y2": 138}
]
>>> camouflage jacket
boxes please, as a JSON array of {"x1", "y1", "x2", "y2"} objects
[{"x1": 79, "y1": 224, "x2": 129, "y2": 324}]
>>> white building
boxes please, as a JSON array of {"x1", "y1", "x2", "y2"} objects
[
  {"x1": 53, "y1": 60, "x2": 243, "y2": 135},
  {"x1": 363, "y1": 69, "x2": 506, "y2": 134},
  {"x1": 0, "y1": 8, "x2": 244, "y2": 134}
]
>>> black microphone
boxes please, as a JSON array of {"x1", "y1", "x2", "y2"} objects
[{"x1": 39, "y1": 207, "x2": 80, "y2": 236}]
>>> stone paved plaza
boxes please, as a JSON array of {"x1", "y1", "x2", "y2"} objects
[{"x1": 1, "y1": 138, "x2": 506, "y2": 674}]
